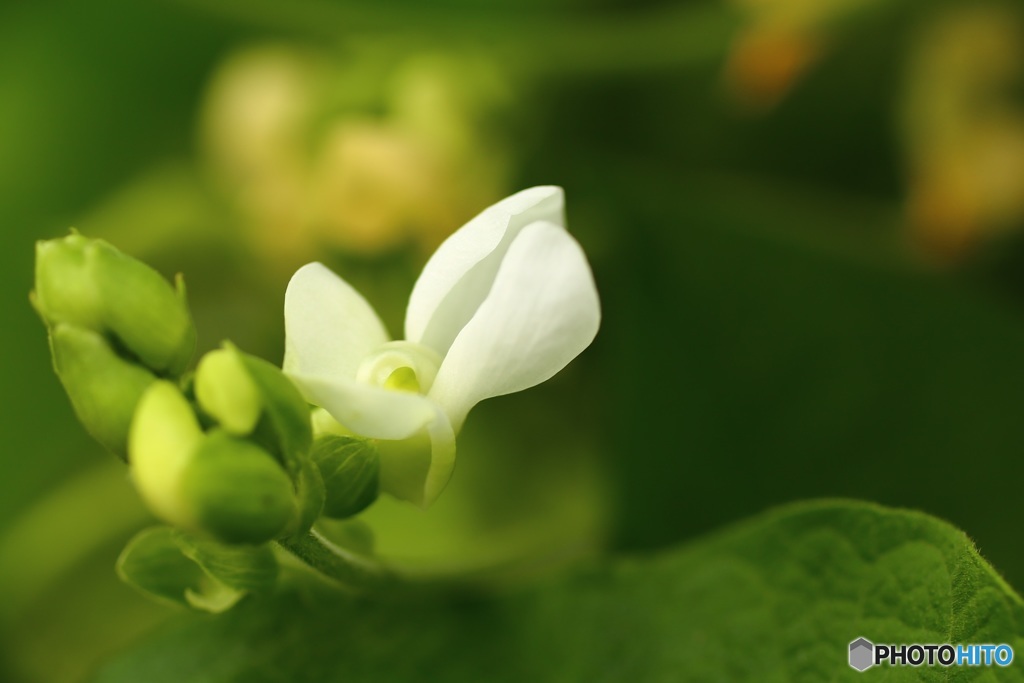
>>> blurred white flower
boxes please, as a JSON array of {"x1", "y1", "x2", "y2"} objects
[
  {"x1": 200, "y1": 46, "x2": 516, "y2": 266},
  {"x1": 283, "y1": 187, "x2": 600, "y2": 507}
]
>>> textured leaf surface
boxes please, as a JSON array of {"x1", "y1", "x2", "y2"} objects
[{"x1": 95, "y1": 501, "x2": 1024, "y2": 682}]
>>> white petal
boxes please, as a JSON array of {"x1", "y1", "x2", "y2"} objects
[
  {"x1": 428, "y1": 221, "x2": 600, "y2": 430},
  {"x1": 421, "y1": 416, "x2": 456, "y2": 507},
  {"x1": 290, "y1": 373, "x2": 455, "y2": 507},
  {"x1": 405, "y1": 186, "x2": 565, "y2": 356},
  {"x1": 377, "y1": 413, "x2": 456, "y2": 508},
  {"x1": 283, "y1": 263, "x2": 389, "y2": 380},
  {"x1": 288, "y1": 373, "x2": 435, "y2": 440}
]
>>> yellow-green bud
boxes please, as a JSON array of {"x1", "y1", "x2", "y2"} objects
[
  {"x1": 129, "y1": 381, "x2": 204, "y2": 529},
  {"x1": 130, "y1": 382, "x2": 298, "y2": 544},
  {"x1": 182, "y1": 432, "x2": 297, "y2": 545},
  {"x1": 311, "y1": 435, "x2": 380, "y2": 519},
  {"x1": 50, "y1": 324, "x2": 157, "y2": 458},
  {"x1": 34, "y1": 234, "x2": 195, "y2": 376},
  {"x1": 195, "y1": 348, "x2": 262, "y2": 435}
]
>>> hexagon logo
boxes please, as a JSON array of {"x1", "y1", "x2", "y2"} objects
[{"x1": 849, "y1": 637, "x2": 874, "y2": 671}]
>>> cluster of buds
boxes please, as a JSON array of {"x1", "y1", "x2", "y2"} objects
[{"x1": 32, "y1": 234, "x2": 380, "y2": 551}]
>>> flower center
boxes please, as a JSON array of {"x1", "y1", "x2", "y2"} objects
[{"x1": 355, "y1": 341, "x2": 441, "y2": 394}]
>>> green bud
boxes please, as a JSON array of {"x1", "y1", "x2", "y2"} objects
[
  {"x1": 182, "y1": 431, "x2": 297, "y2": 545},
  {"x1": 51, "y1": 324, "x2": 157, "y2": 458},
  {"x1": 34, "y1": 233, "x2": 195, "y2": 375},
  {"x1": 131, "y1": 380, "x2": 305, "y2": 545},
  {"x1": 311, "y1": 435, "x2": 380, "y2": 519},
  {"x1": 129, "y1": 381, "x2": 204, "y2": 530},
  {"x1": 195, "y1": 348, "x2": 262, "y2": 435}
]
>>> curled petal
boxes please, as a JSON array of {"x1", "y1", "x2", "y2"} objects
[
  {"x1": 377, "y1": 412, "x2": 456, "y2": 508},
  {"x1": 284, "y1": 263, "x2": 389, "y2": 381},
  {"x1": 428, "y1": 221, "x2": 600, "y2": 431},
  {"x1": 405, "y1": 186, "x2": 565, "y2": 357},
  {"x1": 289, "y1": 373, "x2": 455, "y2": 507},
  {"x1": 288, "y1": 373, "x2": 435, "y2": 440}
]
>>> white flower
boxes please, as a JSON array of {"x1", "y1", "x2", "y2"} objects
[{"x1": 283, "y1": 186, "x2": 600, "y2": 507}]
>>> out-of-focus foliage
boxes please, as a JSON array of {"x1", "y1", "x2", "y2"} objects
[
  {"x1": 93, "y1": 501, "x2": 1024, "y2": 682},
  {"x1": 902, "y1": 6, "x2": 1024, "y2": 259},
  {"x1": 5, "y1": 0, "x2": 1024, "y2": 681}
]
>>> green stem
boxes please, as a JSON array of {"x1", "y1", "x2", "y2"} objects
[{"x1": 277, "y1": 529, "x2": 396, "y2": 590}]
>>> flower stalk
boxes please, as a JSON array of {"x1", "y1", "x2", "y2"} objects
[{"x1": 277, "y1": 529, "x2": 395, "y2": 590}]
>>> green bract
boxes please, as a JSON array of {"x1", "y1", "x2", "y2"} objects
[
  {"x1": 117, "y1": 526, "x2": 278, "y2": 612},
  {"x1": 48, "y1": 324, "x2": 157, "y2": 457}
]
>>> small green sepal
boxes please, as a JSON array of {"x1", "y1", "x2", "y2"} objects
[{"x1": 283, "y1": 457, "x2": 326, "y2": 538}]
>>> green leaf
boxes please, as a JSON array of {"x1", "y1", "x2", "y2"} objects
[
  {"x1": 116, "y1": 526, "x2": 278, "y2": 613},
  {"x1": 96, "y1": 501, "x2": 1024, "y2": 681}
]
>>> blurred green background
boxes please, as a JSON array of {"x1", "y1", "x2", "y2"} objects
[{"x1": 5, "y1": 0, "x2": 1024, "y2": 681}]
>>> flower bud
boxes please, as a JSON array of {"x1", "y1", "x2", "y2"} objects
[
  {"x1": 129, "y1": 381, "x2": 204, "y2": 529},
  {"x1": 196, "y1": 344, "x2": 326, "y2": 536},
  {"x1": 50, "y1": 324, "x2": 157, "y2": 458},
  {"x1": 182, "y1": 431, "x2": 297, "y2": 545},
  {"x1": 34, "y1": 233, "x2": 196, "y2": 376},
  {"x1": 195, "y1": 348, "x2": 262, "y2": 436},
  {"x1": 311, "y1": 435, "x2": 380, "y2": 519},
  {"x1": 130, "y1": 381, "x2": 299, "y2": 545}
]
